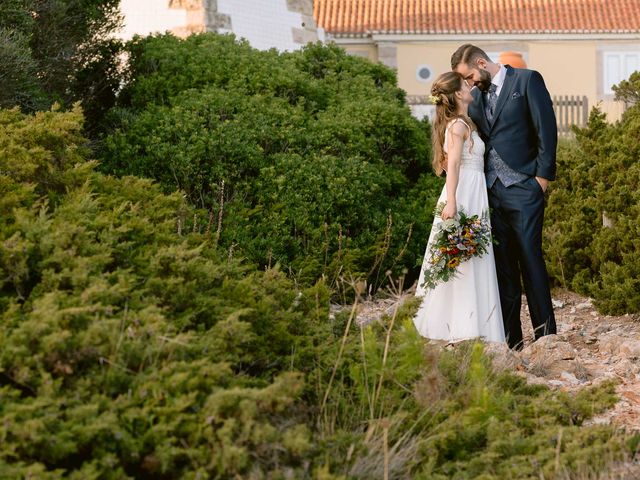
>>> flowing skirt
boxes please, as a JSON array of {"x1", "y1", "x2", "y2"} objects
[{"x1": 414, "y1": 166, "x2": 505, "y2": 343}]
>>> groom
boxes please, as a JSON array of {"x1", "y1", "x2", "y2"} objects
[{"x1": 451, "y1": 44, "x2": 557, "y2": 350}]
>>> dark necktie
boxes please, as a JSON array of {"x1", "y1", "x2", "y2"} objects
[{"x1": 486, "y1": 83, "x2": 498, "y2": 121}]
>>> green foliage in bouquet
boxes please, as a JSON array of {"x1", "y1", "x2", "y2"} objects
[
  {"x1": 100, "y1": 33, "x2": 442, "y2": 289},
  {"x1": 544, "y1": 103, "x2": 640, "y2": 314},
  {"x1": 420, "y1": 204, "x2": 493, "y2": 290}
]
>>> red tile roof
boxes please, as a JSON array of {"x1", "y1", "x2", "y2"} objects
[{"x1": 314, "y1": 0, "x2": 640, "y2": 36}]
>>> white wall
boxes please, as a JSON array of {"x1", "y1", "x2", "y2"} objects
[
  {"x1": 117, "y1": 0, "x2": 311, "y2": 51},
  {"x1": 218, "y1": 0, "x2": 306, "y2": 51},
  {"x1": 118, "y1": 0, "x2": 186, "y2": 41}
]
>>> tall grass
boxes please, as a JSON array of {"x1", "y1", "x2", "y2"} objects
[{"x1": 313, "y1": 274, "x2": 637, "y2": 479}]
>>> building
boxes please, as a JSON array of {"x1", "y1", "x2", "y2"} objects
[
  {"x1": 118, "y1": 0, "x2": 321, "y2": 51},
  {"x1": 314, "y1": 0, "x2": 640, "y2": 123}
]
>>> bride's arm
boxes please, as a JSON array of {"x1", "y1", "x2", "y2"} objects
[{"x1": 441, "y1": 121, "x2": 468, "y2": 220}]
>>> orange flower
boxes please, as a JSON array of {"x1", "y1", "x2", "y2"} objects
[{"x1": 447, "y1": 257, "x2": 460, "y2": 268}]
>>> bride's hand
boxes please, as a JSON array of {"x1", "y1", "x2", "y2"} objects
[{"x1": 441, "y1": 202, "x2": 457, "y2": 220}]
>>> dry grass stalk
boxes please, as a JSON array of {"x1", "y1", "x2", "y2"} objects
[
  {"x1": 320, "y1": 279, "x2": 364, "y2": 423},
  {"x1": 215, "y1": 179, "x2": 225, "y2": 244},
  {"x1": 382, "y1": 417, "x2": 390, "y2": 480},
  {"x1": 373, "y1": 274, "x2": 404, "y2": 414}
]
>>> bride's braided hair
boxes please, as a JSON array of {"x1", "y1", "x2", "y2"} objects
[{"x1": 430, "y1": 71, "x2": 475, "y2": 176}]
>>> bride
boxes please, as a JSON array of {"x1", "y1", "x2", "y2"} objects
[{"x1": 413, "y1": 71, "x2": 505, "y2": 344}]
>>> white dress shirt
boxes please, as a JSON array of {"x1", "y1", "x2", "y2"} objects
[{"x1": 490, "y1": 63, "x2": 507, "y2": 96}]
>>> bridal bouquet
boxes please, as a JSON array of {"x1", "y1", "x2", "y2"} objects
[{"x1": 421, "y1": 203, "x2": 493, "y2": 290}]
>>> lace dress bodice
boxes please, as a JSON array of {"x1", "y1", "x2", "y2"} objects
[{"x1": 444, "y1": 119, "x2": 485, "y2": 173}]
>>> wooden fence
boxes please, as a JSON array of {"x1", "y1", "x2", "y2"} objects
[
  {"x1": 407, "y1": 94, "x2": 590, "y2": 137},
  {"x1": 552, "y1": 95, "x2": 589, "y2": 136}
]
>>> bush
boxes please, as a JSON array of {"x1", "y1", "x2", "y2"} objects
[
  {"x1": 0, "y1": 28, "x2": 47, "y2": 111},
  {"x1": 544, "y1": 105, "x2": 640, "y2": 314},
  {"x1": 100, "y1": 34, "x2": 442, "y2": 289},
  {"x1": 1, "y1": 107, "x2": 632, "y2": 478},
  {"x1": 0, "y1": 0, "x2": 123, "y2": 132},
  {"x1": 0, "y1": 106, "x2": 330, "y2": 478}
]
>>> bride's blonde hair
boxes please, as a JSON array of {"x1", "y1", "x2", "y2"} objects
[{"x1": 430, "y1": 71, "x2": 474, "y2": 176}]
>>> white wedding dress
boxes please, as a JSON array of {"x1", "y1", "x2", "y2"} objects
[{"x1": 413, "y1": 119, "x2": 505, "y2": 343}]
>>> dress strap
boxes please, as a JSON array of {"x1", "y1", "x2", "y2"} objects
[
  {"x1": 447, "y1": 117, "x2": 471, "y2": 134},
  {"x1": 444, "y1": 118, "x2": 471, "y2": 153}
]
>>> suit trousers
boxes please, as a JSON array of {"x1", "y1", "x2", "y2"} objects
[{"x1": 488, "y1": 177, "x2": 557, "y2": 350}]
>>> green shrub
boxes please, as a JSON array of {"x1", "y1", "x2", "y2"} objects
[
  {"x1": 0, "y1": 106, "x2": 331, "y2": 479},
  {"x1": 0, "y1": 28, "x2": 47, "y2": 111},
  {"x1": 544, "y1": 106, "x2": 640, "y2": 314},
  {"x1": 100, "y1": 34, "x2": 441, "y2": 289},
  {"x1": 1, "y1": 107, "x2": 632, "y2": 478},
  {"x1": 0, "y1": 0, "x2": 123, "y2": 132}
]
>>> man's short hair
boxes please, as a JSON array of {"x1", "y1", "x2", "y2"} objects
[{"x1": 451, "y1": 44, "x2": 491, "y2": 70}]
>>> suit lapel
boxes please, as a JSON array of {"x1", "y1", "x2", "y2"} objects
[{"x1": 490, "y1": 66, "x2": 516, "y2": 130}]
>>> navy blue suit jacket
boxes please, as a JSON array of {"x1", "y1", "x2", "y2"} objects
[{"x1": 469, "y1": 65, "x2": 557, "y2": 181}]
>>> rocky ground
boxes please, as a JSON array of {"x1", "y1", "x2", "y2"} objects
[
  {"x1": 490, "y1": 290, "x2": 640, "y2": 432},
  {"x1": 352, "y1": 288, "x2": 640, "y2": 430},
  {"x1": 347, "y1": 287, "x2": 640, "y2": 477}
]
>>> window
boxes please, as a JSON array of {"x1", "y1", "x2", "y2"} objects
[
  {"x1": 604, "y1": 52, "x2": 640, "y2": 94},
  {"x1": 415, "y1": 64, "x2": 433, "y2": 83}
]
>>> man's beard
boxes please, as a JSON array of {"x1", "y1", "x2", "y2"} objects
[{"x1": 475, "y1": 69, "x2": 492, "y2": 92}]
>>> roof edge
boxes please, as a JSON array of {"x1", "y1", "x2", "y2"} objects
[{"x1": 326, "y1": 32, "x2": 640, "y2": 42}]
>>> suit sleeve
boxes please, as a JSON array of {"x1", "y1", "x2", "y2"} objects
[{"x1": 526, "y1": 70, "x2": 557, "y2": 181}]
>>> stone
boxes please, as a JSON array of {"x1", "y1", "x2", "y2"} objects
[
  {"x1": 560, "y1": 371, "x2": 581, "y2": 385},
  {"x1": 484, "y1": 343, "x2": 524, "y2": 371},
  {"x1": 586, "y1": 416, "x2": 611, "y2": 426},
  {"x1": 520, "y1": 335, "x2": 579, "y2": 379},
  {"x1": 619, "y1": 340, "x2": 640, "y2": 360},
  {"x1": 576, "y1": 300, "x2": 593, "y2": 310},
  {"x1": 522, "y1": 334, "x2": 577, "y2": 360},
  {"x1": 548, "y1": 380, "x2": 566, "y2": 387},
  {"x1": 598, "y1": 335, "x2": 621, "y2": 355},
  {"x1": 520, "y1": 372, "x2": 550, "y2": 386},
  {"x1": 614, "y1": 359, "x2": 639, "y2": 379},
  {"x1": 552, "y1": 299, "x2": 565, "y2": 309}
]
